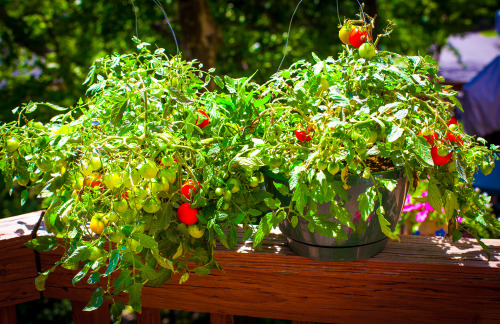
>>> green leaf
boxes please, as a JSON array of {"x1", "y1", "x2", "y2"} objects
[
  {"x1": 444, "y1": 190, "x2": 459, "y2": 220},
  {"x1": 26, "y1": 101, "x2": 37, "y2": 113},
  {"x1": 20, "y1": 189, "x2": 29, "y2": 206},
  {"x1": 110, "y1": 301, "x2": 125, "y2": 323},
  {"x1": 111, "y1": 99, "x2": 129, "y2": 126},
  {"x1": 35, "y1": 273, "x2": 48, "y2": 292},
  {"x1": 291, "y1": 215, "x2": 298, "y2": 227},
  {"x1": 393, "y1": 109, "x2": 408, "y2": 119},
  {"x1": 273, "y1": 182, "x2": 290, "y2": 196},
  {"x1": 264, "y1": 198, "x2": 278, "y2": 209},
  {"x1": 138, "y1": 234, "x2": 158, "y2": 249},
  {"x1": 194, "y1": 266, "x2": 211, "y2": 276},
  {"x1": 377, "y1": 206, "x2": 399, "y2": 241},
  {"x1": 428, "y1": 178, "x2": 442, "y2": 212},
  {"x1": 358, "y1": 187, "x2": 377, "y2": 221},
  {"x1": 331, "y1": 181, "x2": 348, "y2": 202},
  {"x1": 253, "y1": 93, "x2": 271, "y2": 108},
  {"x1": 127, "y1": 283, "x2": 143, "y2": 312},
  {"x1": 25, "y1": 236, "x2": 58, "y2": 252},
  {"x1": 414, "y1": 136, "x2": 434, "y2": 166},
  {"x1": 113, "y1": 269, "x2": 133, "y2": 295},
  {"x1": 224, "y1": 75, "x2": 236, "y2": 93},
  {"x1": 140, "y1": 264, "x2": 172, "y2": 286},
  {"x1": 104, "y1": 249, "x2": 120, "y2": 276},
  {"x1": 167, "y1": 86, "x2": 192, "y2": 105},
  {"x1": 387, "y1": 125, "x2": 404, "y2": 143},
  {"x1": 179, "y1": 272, "x2": 190, "y2": 284},
  {"x1": 73, "y1": 263, "x2": 91, "y2": 286},
  {"x1": 214, "y1": 76, "x2": 224, "y2": 89},
  {"x1": 330, "y1": 203, "x2": 355, "y2": 228},
  {"x1": 452, "y1": 229, "x2": 462, "y2": 242},
  {"x1": 378, "y1": 179, "x2": 398, "y2": 192},
  {"x1": 378, "y1": 102, "x2": 402, "y2": 114},
  {"x1": 83, "y1": 287, "x2": 105, "y2": 311},
  {"x1": 87, "y1": 272, "x2": 101, "y2": 285}
]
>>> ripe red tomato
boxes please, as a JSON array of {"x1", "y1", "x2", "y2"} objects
[
  {"x1": 294, "y1": 125, "x2": 313, "y2": 142},
  {"x1": 447, "y1": 132, "x2": 463, "y2": 146},
  {"x1": 177, "y1": 203, "x2": 199, "y2": 225},
  {"x1": 181, "y1": 180, "x2": 200, "y2": 199},
  {"x1": 431, "y1": 146, "x2": 451, "y2": 165},
  {"x1": 349, "y1": 27, "x2": 368, "y2": 48},
  {"x1": 448, "y1": 117, "x2": 458, "y2": 125},
  {"x1": 196, "y1": 110, "x2": 210, "y2": 129}
]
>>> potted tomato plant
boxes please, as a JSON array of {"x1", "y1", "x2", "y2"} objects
[
  {"x1": 0, "y1": 39, "x2": 270, "y2": 319},
  {"x1": 249, "y1": 15, "x2": 499, "y2": 261}
]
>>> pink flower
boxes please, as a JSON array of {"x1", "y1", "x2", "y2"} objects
[
  {"x1": 405, "y1": 194, "x2": 412, "y2": 205},
  {"x1": 402, "y1": 202, "x2": 424, "y2": 213},
  {"x1": 422, "y1": 202, "x2": 435, "y2": 212},
  {"x1": 421, "y1": 191, "x2": 428, "y2": 197},
  {"x1": 415, "y1": 210, "x2": 429, "y2": 223},
  {"x1": 456, "y1": 216, "x2": 464, "y2": 223}
]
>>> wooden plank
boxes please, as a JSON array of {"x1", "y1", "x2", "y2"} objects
[
  {"x1": 211, "y1": 313, "x2": 234, "y2": 324},
  {"x1": 0, "y1": 211, "x2": 43, "y2": 307},
  {"x1": 136, "y1": 308, "x2": 161, "y2": 324},
  {"x1": 37, "y1": 223, "x2": 500, "y2": 324},
  {"x1": 71, "y1": 300, "x2": 109, "y2": 324},
  {"x1": 0, "y1": 306, "x2": 17, "y2": 324}
]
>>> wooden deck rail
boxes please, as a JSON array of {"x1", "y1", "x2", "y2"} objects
[{"x1": 1, "y1": 211, "x2": 500, "y2": 324}]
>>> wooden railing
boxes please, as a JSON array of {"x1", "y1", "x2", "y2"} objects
[{"x1": 1, "y1": 211, "x2": 500, "y2": 324}]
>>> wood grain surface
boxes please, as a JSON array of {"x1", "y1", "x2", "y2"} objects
[{"x1": 2, "y1": 211, "x2": 500, "y2": 323}]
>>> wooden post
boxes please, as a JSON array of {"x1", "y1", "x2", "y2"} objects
[
  {"x1": 71, "y1": 301, "x2": 109, "y2": 324},
  {"x1": 211, "y1": 313, "x2": 234, "y2": 324},
  {"x1": 0, "y1": 306, "x2": 17, "y2": 324},
  {"x1": 137, "y1": 308, "x2": 161, "y2": 324}
]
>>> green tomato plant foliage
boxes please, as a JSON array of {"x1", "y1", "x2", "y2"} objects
[
  {"x1": 0, "y1": 39, "x2": 272, "y2": 319},
  {"x1": 248, "y1": 15, "x2": 500, "y2": 253}
]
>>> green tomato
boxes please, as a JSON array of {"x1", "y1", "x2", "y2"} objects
[
  {"x1": 90, "y1": 157, "x2": 102, "y2": 170},
  {"x1": 162, "y1": 156, "x2": 175, "y2": 167},
  {"x1": 6, "y1": 138, "x2": 19, "y2": 152},
  {"x1": 16, "y1": 173, "x2": 30, "y2": 186},
  {"x1": 37, "y1": 159, "x2": 53, "y2": 173},
  {"x1": 139, "y1": 160, "x2": 159, "y2": 179},
  {"x1": 449, "y1": 124, "x2": 458, "y2": 131},
  {"x1": 327, "y1": 162, "x2": 340, "y2": 176},
  {"x1": 222, "y1": 202, "x2": 230, "y2": 210},
  {"x1": 113, "y1": 200, "x2": 128, "y2": 213},
  {"x1": 88, "y1": 246, "x2": 102, "y2": 261},
  {"x1": 215, "y1": 187, "x2": 224, "y2": 196},
  {"x1": 143, "y1": 196, "x2": 161, "y2": 214},
  {"x1": 358, "y1": 43, "x2": 376, "y2": 60},
  {"x1": 316, "y1": 160, "x2": 328, "y2": 171},
  {"x1": 421, "y1": 127, "x2": 432, "y2": 136},
  {"x1": 223, "y1": 190, "x2": 232, "y2": 202},
  {"x1": 481, "y1": 161, "x2": 493, "y2": 176},
  {"x1": 249, "y1": 177, "x2": 259, "y2": 187},
  {"x1": 269, "y1": 157, "x2": 282, "y2": 168},
  {"x1": 227, "y1": 178, "x2": 240, "y2": 193},
  {"x1": 30, "y1": 172, "x2": 40, "y2": 183},
  {"x1": 108, "y1": 212, "x2": 120, "y2": 223},
  {"x1": 437, "y1": 147, "x2": 449, "y2": 157},
  {"x1": 187, "y1": 224, "x2": 205, "y2": 238},
  {"x1": 123, "y1": 169, "x2": 141, "y2": 189},
  {"x1": 103, "y1": 172, "x2": 122, "y2": 189}
]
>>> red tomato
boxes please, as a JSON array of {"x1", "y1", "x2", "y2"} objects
[
  {"x1": 177, "y1": 203, "x2": 199, "y2": 225},
  {"x1": 181, "y1": 180, "x2": 201, "y2": 199},
  {"x1": 448, "y1": 117, "x2": 458, "y2": 125},
  {"x1": 294, "y1": 125, "x2": 313, "y2": 142},
  {"x1": 447, "y1": 132, "x2": 463, "y2": 146},
  {"x1": 122, "y1": 191, "x2": 129, "y2": 200},
  {"x1": 431, "y1": 146, "x2": 451, "y2": 165},
  {"x1": 196, "y1": 110, "x2": 210, "y2": 129},
  {"x1": 349, "y1": 27, "x2": 369, "y2": 48}
]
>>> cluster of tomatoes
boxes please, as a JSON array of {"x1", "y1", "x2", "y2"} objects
[
  {"x1": 421, "y1": 117, "x2": 462, "y2": 166},
  {"x1": 338, "y1": 24, "x2": 375, "y2": 60}
]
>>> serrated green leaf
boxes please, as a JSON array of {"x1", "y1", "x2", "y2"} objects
[
  {"x1": 83, "y1": 287, "x2": 104, "y2": 311},
  {"x1": 273, "y1": 182, "x2": 290, "y2": 196},
  {"x1": 377, "y1": 206, "x2": 399, "y2": 241},
  {"x1": 357, "y1": 186, "x2": 377, "y2": 221},
  {"x1": 105, "y1": 249, "x2": 120, "y2": 276},
  {"x1": 428, "y1": 178, "x2": 442, "y2": 212},
  {"x1": 21, "y1": 189, "x2": 29, "y2": 206},
  {"x1": 291, "y1": 216, "x2": 298, "y2": 227},
  {"x1": 127, "y1": 283, "x2": 142, "y2": 312},
  {"x1": 387, "y1": 125, "x2": 404, "y2": 143},
  {"x1": 138, "y1": 234, "x2": 158, "y2": 249},
  {"x1": 194, "y1": 266, "x2": 211, "y2": 276},
  {"x1": 87, "y1": 272, "x2": 101, "y2": 285},
  {"x1": 25, "y1": 236, "x2": 59, "y2": 252}
]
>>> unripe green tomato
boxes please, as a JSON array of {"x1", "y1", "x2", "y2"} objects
[
  {"x1": 358, "y1": 43, "x2": 376, "y2": 60},
  {"x1": 351, "y1": 131, "x2": 360, "y2": 141},
  {"x1": 327, "y1": 162, "x2": 340, "y2": 175},
  {"x1": 215, "y1": 187, "x2": 224, "y2": 196},
  {"x1": 6, "y1": 138, "x2": 19, "y2": 152},
  {"x1": 481, "y1": 161, "x2": 493, "y2": 175},
  {"x1": 139, "y1": 160, "x2": 159, "y2": 179},
  {"x1": 113, "y1": 200, "x2": 128, "y2": 213},
  {"x1": 249, "y1": 176, "x2": 259, "y2": 187},
  {"x1": 449, "y1": 124, "x2": 458, "y2": 131},
  {"x1": 421, "y1": 127, "x2": 432, "y2": 136},
  {"x1": 108, "y1": 212, "x2": 120, "y2": 223},
  {"x1": 103, "y1": 173, "x2": 122, "y2": 189},
  {"x1": 187, "y1": 224, "x2": 205, "y2": 238},
  {"x1": 110, "y1": 232, "x2": 124, "y2": 243},
  {"x1": 269, "y1": 157, "x2": 282, "y2": 168},
  {"x1": 222, "y1": 202, "x2": 230, "y2": 210},
  {"x1": 30, "y1": 172, "x2": 40, "y2": 183},
  {"x1": 88, "y1": 246, "x2": 102, "y2": 261},
  {"x1": 37, "y1": 159, "x2": 53, "y2": 173},
  {"x1": 16, "y1": 173, "x2": 30, "y2": 186},
  {"x1": 90, "y1": 157, "x2": 102, "y2": 170},
  {"x1": 362, "y1": 167, "x2": 371, "y2": 179},
  {"x1": 316, "y1": 160, "x2": 328, "y2": 171},
  {"x1": 223, "y1": 190, "x2": 232, "y2": 202},
  {"x1": 227, "y1": 178, "x2": 240, "y2": 193},
  {"x1": 162, "y1": 156, "x2": 175, "y2": 167},
  {"x1": 437, "y1": 147, "x2": 449, "y2": 157},
  {"x1": 459, "y1": 201, "x2": 471, "y2": 213}
]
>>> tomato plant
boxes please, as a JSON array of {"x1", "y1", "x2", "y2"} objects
[{"x1": 177, "y1": 203, "x2": 198, "y2": 225}]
